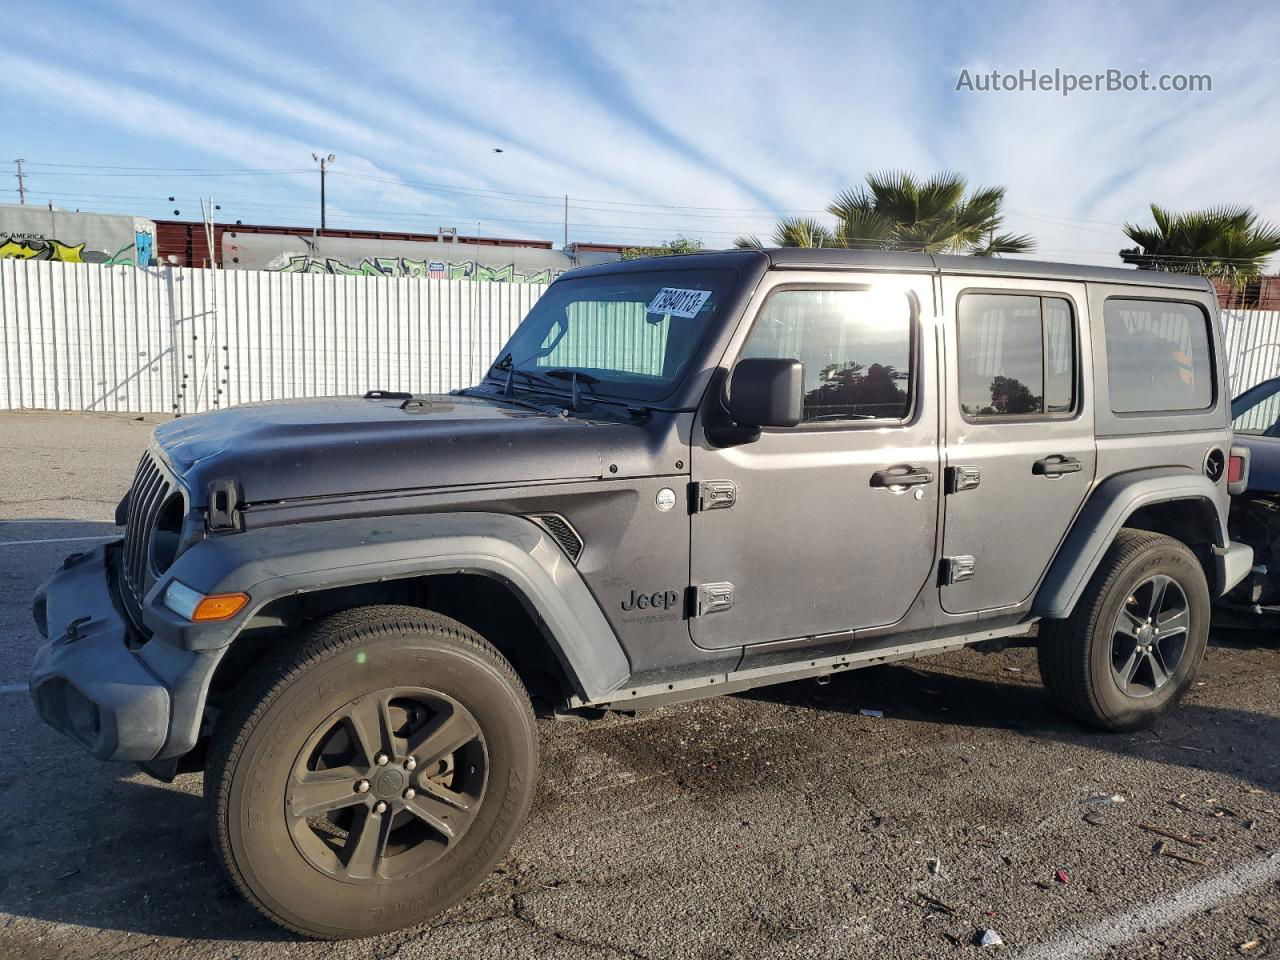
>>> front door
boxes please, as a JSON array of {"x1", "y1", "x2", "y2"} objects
[
  {"x1": 939, "y1": 277, "x2": 1097, "y2": 613},
  {"x1": 689, "y1": 272, "x2": 940, "y2": 650}
]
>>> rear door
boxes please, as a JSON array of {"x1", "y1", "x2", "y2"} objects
[
  {"x1": 939, "y1": 277, "x2": 1096, "y2": 613},
  {"x1": 689, "y1": 270, "x2": 941, "y2": 650}
]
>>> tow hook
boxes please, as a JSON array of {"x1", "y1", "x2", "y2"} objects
[{"x1": 65, "y1": 616, "x2": 91, "y2": 644}]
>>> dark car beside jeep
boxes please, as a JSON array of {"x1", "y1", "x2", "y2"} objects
[{"x1": 30, "y1": 248, "x2": 1252, "y2": 938}]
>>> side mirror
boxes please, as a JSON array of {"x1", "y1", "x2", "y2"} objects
[{"x1": 729, "y1": 358, "x2": 804, "y2": 428}]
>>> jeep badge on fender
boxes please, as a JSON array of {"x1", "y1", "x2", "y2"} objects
[{"x1": 621, "y1": 588, "x2": 681, "y2": 611}]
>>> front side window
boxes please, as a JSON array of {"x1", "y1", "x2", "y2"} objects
[
  {"x1": 494, "y1": 268, "x2": 737, "y2": 401},
  {"x1": 739, "y1": 287, "x2": 913, "y2": 423},
  {"x1": 957, "y1": 293, "x2": 1078, "y2": 418},
  {"x1": 1104, "y1": 299, "x2": 1214, "y2": 413}
]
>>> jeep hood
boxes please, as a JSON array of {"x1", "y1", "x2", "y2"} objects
[{"x1": 153, "y1": 393, "x2": 650, "y2": 505}]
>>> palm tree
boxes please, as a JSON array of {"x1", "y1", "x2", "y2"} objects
[
  {"x1": 734, "y1": 217, "x2": 837, "y2": 250},
  {"x1": 735, "y1": 171, "x2": 1035, "y2": 256},
  {"x1": 1120, "y1": 204, "x2": 1280, "y2": 289}
]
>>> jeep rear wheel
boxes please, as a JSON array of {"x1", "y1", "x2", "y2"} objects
[
  {"x1": 205, "y1": 605, "x2": 538, "y2": 939},
  {"x1": 1037, "y1": 530, "x2": 1210, "y2": 732}
]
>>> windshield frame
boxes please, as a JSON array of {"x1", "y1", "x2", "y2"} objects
[{"x1": 485, "y1": 262, "x2": 754, "y2": 407}]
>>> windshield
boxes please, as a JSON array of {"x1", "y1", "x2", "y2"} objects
[
  {"x1": 490, "y1": 268, "x2": 738, "y2": 402},
  {"x1": 1233, "y1": 377, "x2": 1280, "y2": 436}
]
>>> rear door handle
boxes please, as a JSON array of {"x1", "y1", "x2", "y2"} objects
[
  {"x1": 1033, "y1": 455, "x2": 1082, "y2": 477},
  {"x1": 870, "y1": 465, "x2": 934, "y2": 489}
]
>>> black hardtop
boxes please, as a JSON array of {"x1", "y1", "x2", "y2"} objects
[{"x1": 564, "y1": 247, "x2": 1214, "y2": 292}]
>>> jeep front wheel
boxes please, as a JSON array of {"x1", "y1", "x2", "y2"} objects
[
  {"x1": 205, "y1": 605, "x2": 538, "y2": 939},
  {"x1": 1037, "y1": 530, "x2": 1211, "y2": 732}
]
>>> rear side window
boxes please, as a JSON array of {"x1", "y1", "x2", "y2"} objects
[
  {"x1": 957, "y1": 293, "x2": 1077, "y2": 418},
  {"x1": 740, "y1": 287, "x2": 913, "y2": 423},
  {"x1": 1104, "y1": 299, "x2": 1214, "y2": 413}
]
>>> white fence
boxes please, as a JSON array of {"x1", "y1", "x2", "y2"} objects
[
  {"x1": 2, "y1": 259, "x2": 1280, "y2": 415},
  {"x1": 0, "y1": 260, "x2": 545, "y2": 414},
  {"x1": 1222, "y1": 309, "x2": 1280, "y2": 396}
]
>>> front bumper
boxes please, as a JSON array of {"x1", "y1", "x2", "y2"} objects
[{"x1": 29, "y1": 543, "x2": 214, "y2": 763}]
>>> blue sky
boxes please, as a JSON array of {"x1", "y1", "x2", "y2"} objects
[{"x1": 4, "y1": 0, "x2": 1278, "y2": 265}]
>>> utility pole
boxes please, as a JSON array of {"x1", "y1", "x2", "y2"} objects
[
  {"x1": 199, "y1": 196, "x2": 217, "y2": 267},
  {"x1": 563, "y1": 194, "x2": 569, "y2": 249},
  {"x1": 312, "y1": 153, "x2": 335, "y2": 229},
  {"x1": 14, "y1": 159, "x2": 25, "y2": 204}
]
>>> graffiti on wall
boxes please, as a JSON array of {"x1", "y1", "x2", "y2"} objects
[
  {"x1": 0, "y1": 236, "x2": 88, "y2": 262},
  {"x1": 0, "y1": 230, "x2": 156, "y2": 266},
  {"x1": 270, "y1": 254, "x2": 560, "y2": 283}
]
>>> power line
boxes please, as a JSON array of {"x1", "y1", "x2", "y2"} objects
[
  {"x1": 24, "y1": 178, "x2": 1272, "y2": 263},
  {"x1": 23, "y1": 170, "x2": 315, "y2": 178},
  {"x1": 21, "y1": 162, "x2": 315, "y2": 172},
  {"x1": 20, "y1": 160, "x2": 1137, "y2": 228}
]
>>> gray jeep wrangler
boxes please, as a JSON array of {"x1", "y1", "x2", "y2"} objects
[{"x1": 30, "y1": 249, "x2": 1253, "y2": 938}]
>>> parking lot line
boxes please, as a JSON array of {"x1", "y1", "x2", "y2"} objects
[
  {"x1": 0, "y1": 518, "x2": 113, "y2": 523},
  {"x1": 1012, "y1": 852, "x2": 1280, "y2": 960},
  {"x1": 0, "y1": 535, "x2": 118, "y2": 547}
]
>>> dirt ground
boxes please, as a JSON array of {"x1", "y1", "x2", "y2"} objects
[{"x1": 1, "y1": 410, "x2": 1277, "y2": 960}]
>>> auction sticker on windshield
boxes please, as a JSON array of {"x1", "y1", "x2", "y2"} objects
[{"x1": 647, "y1": 287, "x2": 712, "y2": 319}]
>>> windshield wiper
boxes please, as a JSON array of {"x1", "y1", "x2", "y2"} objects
[
  {"x1": 491, "y1": 352, "x2": 554, "y2": 395},
  {"x1": 455, "y1": 385, "x2": 557, "y2": 415},
  {"x1": 543, "y1": 369, "x2": 599, "y2": 412}
]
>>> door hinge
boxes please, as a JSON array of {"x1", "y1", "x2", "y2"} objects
[
  {"x1": 946, "y1": 465, "x2": 981, "y2": 493},
  {"x1": 690, "y1": 480, "x2": 737, "y2": 512},
  {"x1": 941, "y1": 555, "x2": 976, "y2": 585},
  {"x1": 693, "y1": 581, "x2": 735, "y2": 615}
]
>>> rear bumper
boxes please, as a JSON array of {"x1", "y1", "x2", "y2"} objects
[
  {"x1": 29, "y1": 543, "x2": 214, "y2": 763},
  {"x1": 1216, "y1": 540, "x2": 1255, "y2": 598}
]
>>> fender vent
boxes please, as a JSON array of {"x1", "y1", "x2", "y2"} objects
[{"x1": 528, "y1": 514, "x2": 584, "y2": 563}]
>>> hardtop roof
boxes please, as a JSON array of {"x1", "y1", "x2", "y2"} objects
[{"x1": 564, "y1": 247, "x2": 1213, "y2": 292}]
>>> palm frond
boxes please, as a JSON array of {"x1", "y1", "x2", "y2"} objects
[
  {"x1": 771, "y1": 217, "x2": 837, "y2": 248},
  {"x1": 1119, "y1": 203, "x2": 1280, "y2": 284},
  {"x1": 970, "y1": 232, "x2": 1036, "y2": 257}
]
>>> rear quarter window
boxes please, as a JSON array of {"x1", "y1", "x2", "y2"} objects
[{"x1": 1103, "y1": 298, "x2": 1214, "y2": 413}]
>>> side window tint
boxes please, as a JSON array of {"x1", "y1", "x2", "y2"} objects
[
  {"x1": 958, "y1": 293, "x2": 1078, "y2": 418},
  {"x1": 740, "y1": 288, "x2": 912, "y2": 423},
  {"x1": 1104, "y1": 299, "x2": 1214, "y2": 413}
]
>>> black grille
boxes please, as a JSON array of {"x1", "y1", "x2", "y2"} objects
[
  {"x1": 122, "y1": 451, "x2": 174, "y2": 601},
  {"x1": 529, "y1": 514, "x2": 583, "y2": 563}
]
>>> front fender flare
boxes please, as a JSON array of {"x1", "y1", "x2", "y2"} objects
[
  {"x1": 143, "y1": 512, "x2": 631, "y2": 754},
  {"x1": 1032, "y1": 468, "x2": 1230, "y2": 620}
]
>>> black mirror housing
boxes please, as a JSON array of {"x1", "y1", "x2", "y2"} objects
[{"x1": 729, "y1": 358, "x2": 804, "y2": 428}]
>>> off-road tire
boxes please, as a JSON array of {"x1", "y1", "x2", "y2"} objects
[
  {"x1": 1037, "y1": 530, "x2": 1210, "y2": 732},
  {"x1": 205, "y1": 605, "x2": 538, "y2": 939}
]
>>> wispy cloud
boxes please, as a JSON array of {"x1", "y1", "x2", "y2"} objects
[{"x1": 4, "y1": 0, "x2": 1278, "y2": 263}]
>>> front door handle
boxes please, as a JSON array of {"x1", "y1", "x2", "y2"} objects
[
  {"x1": 1033, "y1": 455, "x2": 1082, "y2": 477},
  {"x1": 871, "y1": 465, "x2": 935, "y2": 489}
]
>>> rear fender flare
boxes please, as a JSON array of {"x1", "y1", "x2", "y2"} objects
[{"x1": 1033, "y1": 468, "x2": 1228, "y2": 620}]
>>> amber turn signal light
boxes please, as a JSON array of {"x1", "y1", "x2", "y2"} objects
[{"x1": 191, "y1": 592, "x2": 250, "y2": 621}]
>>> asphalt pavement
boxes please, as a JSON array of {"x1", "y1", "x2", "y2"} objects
[{"x1": 1, "y1": 410, "x2": 1277, "y2": 960}]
